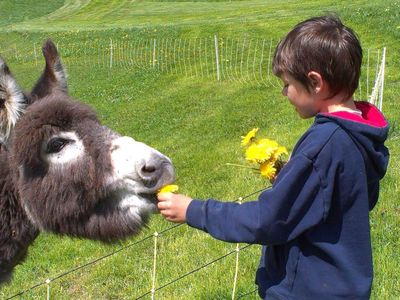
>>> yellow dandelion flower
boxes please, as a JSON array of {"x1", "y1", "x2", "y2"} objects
[
  {"x1": 234, "y1": 127, "x2": 288, "y2": 181},
  {"x1": 259, "y1": 161, "x2": 276, "y2": 180},
  {"x1": 158, "y1": 184, "x2": 179, "y2": 194},
  {"x1": 245, "y1": 138, "x2": 279, "y2": 163},
  {"x1": 256, "y1": 139, "x2": 279, "y2": 160},
  {"x1": 245, "y1": 143, "x2": 267, "y2": 163},
  {"x1": 271, "y1": 146, "x2": 288, "y2": 161},
  {"x1": 241, "y1": 128, "x2": 259, "y2": 147}
]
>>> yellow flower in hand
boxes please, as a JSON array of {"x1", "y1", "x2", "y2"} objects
[
  {"x1": 259, "y1": 161, "x2": 277, "y2": 180},
  {"x1": 234, "y1": 127, "x2": 288, "y2": 182},
  {"x1": 241, "y1": 128, "x2": 259, "y2": 147},
  {"x1": 245, "y1": 138, "x2": 277, "y2": 163},
  {"x1": 245, "y1": 143, "x2": 267, "y2": 163},
  {"x1": 158, "y1": 185, "x2": 179, "y2": 195},
  {"x1": 271, "y1": 146, "x2": 288, "y2": 161}
]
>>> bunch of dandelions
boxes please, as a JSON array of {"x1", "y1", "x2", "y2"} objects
[{"x1": 239, "y1": 128, "x2": 288, "y2": 182}]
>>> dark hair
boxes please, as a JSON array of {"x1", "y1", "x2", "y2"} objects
[{"x1": 272, "y1": 15, "x2": 362, "y2": 99}]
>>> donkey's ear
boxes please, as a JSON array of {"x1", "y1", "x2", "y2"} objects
[
  {"x1": 31, "y1": 39, "x2": 68, "y2": 100},
  {"x1": 0, "y1": 58, "x2": 28, "y2": 145}
]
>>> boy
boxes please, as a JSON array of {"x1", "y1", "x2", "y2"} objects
[{"x1": 157, "y1": 16, "x2": 389, "y2": 299}]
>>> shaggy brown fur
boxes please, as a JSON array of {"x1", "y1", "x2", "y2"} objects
[{"x1": 0, "y1": 40, "x2": 174, "y2": 284}]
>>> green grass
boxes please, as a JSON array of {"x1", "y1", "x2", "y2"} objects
[
  {"x1": 0, "y1": 0, "x2": 399, "y2": 299},
  {"x1": 0, "y1": 0, "x2": 65, "y2": 27}
]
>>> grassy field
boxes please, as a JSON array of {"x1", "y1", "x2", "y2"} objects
[{"x1": 0, "y1": 0, "x2": 399, "y2": 299}]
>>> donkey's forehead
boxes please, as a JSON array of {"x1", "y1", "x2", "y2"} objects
[{"x1": 22, "y1": 95, "x2": 98, "y2": 129}]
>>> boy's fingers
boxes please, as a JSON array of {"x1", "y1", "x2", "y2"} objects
[
  {"x1": 160, "y1": 210, "x2": 176, "y2": 221},
  {"x1": 157, "y1": 201, "x2": 170, "y2": 210},
  {"x1": 157, "y1": 192, "x2": 174, "y2": 201}
]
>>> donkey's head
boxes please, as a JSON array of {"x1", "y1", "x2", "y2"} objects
[{"x1": 0, "y1": 40, "x2": 175, "y2": 242}]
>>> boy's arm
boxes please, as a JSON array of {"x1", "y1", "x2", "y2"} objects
[{"x1": 183, "y1": 154, "x2": 327, "y2": 245}]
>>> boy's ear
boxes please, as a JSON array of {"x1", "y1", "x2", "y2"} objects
[{"x1": 307, "y1": 71, "x2": 324, "y2": 94}]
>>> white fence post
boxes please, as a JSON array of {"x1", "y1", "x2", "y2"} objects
[
  {"x1": 152, "y1": 39, "x2": 157, "y2": 68},
  {"x1": 214, "y1": 35, "x2": 221, "y2": 81},
  {"x1": 34, "y1": 43, "x2": 38, "y2": 66},
  {"x1": 45, "y1": 278, "x2": 51, "y2": 300},
  {"x1": 366, "y1": 48, "x2": 370, "y2": 99},
  {"x1": 109, "y1": 39, "x2": 113, "y2": 69},
  {"x1": 14, "y1": 44, "x2": 18, "y2": 61},
  {"x1": 369, "y1": 47, "x2": 386, "y2": 111},
  {"x1": 231, "y1": 199, "x2": 242, "y2": 300},
  {"x1": 151, "y1": 232, "x2": 159, "y2": 300},
  {"x1": 378, "y1": 47, "x2": 386, "y2": 111}
]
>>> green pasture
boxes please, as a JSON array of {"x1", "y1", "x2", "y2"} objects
[{"x1": 0, "y1": 0, "x2": 399, "y2": 299}]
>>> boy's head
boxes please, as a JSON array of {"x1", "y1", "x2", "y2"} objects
[{"x1": 273, "y1": 15, "x2": 362, "y2": 100}]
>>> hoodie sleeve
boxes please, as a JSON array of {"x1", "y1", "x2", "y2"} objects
[{"x1": 186, "y1": 153, "x2": 327, "y2": 245}]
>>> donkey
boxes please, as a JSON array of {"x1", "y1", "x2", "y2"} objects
[{"x1": 0, "y1": 40, "x2": 175, "y2": 284}]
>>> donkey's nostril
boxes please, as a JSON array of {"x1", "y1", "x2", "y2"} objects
[
  {"x1": 141, "y1": 164, "x2": 156, "y2": 174},
  {"x1": 138, "y1": 162, "x2": 160, "y2": 189}
]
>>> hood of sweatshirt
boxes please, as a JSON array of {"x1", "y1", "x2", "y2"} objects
[{"x1": 316, "y1": 101, "x2": 389, "y2": 206}]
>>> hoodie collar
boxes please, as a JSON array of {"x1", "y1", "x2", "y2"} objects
[{"x1": 319, "y1": 101, "x2": 387, "y2": 128}]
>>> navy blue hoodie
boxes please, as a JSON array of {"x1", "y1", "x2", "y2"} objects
[{"x1": 186, "y1": 102, "x2": 389, "y2": 299}]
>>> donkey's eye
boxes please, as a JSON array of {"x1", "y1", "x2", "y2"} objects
[{"x1": 46, "y1": 138, "x2": 70, "y2": 154}]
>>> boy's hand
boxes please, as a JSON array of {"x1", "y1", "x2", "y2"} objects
[{"x1": 157, "y1": 193, "x2": 192, "y2": 223}]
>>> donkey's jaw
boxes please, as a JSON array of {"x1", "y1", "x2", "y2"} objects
[
  {"x1": 80, "y1": 190, "x2": 158, "y2": 242},
  {"x1": 118, "y1": 192, "x2": 158, "y2": 218}
]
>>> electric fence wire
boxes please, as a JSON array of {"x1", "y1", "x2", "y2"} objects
[{"x1": 6, "y1": 186, "x2": 270, "y2": 299}]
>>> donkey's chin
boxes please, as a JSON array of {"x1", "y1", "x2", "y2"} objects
[
  {"x1": 136, "y1": 193, "x2": 160, "y2": 214},
  {"x1": 116, "y1": 191, "x2": 159, "y2": 219},
  {"x1": 85, "y1": 192, "x2": 158, "y2": 242}
]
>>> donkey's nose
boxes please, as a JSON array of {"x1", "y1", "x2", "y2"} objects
[
  {"x1": 138, "y1": 162, "x2": 159, "y2": 182},
  {"x1": 110, "y1": 136, "x2": 175, "y2": 192},
  {"x1": 136, "y1": 157, "x2": 173, "y2": 189}
]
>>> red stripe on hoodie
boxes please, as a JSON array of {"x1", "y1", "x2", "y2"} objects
[{"x1": 324, "y1": 101, "x2": 388, "y2": 128}]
